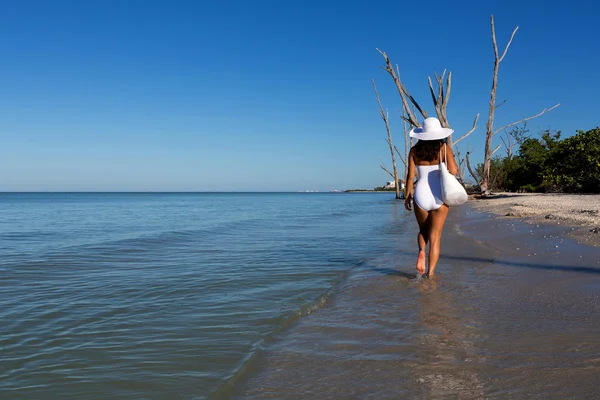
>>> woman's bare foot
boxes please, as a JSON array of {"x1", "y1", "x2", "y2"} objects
[{"x1": 416, "y1": 249, "x2": 426, "y2": 275}]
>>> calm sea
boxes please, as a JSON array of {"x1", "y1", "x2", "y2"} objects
[{"x1": 0, "y1": 192, "x2": 409, "y2": 399}]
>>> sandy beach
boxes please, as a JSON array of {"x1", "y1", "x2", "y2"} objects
[{"x1": 470, "y1": 193, "x2": 600, "y2": 247}]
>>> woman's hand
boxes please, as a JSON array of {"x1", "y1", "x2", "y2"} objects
[{"x1": 404, "y1": 194, "x2": 413, "y2": 211}]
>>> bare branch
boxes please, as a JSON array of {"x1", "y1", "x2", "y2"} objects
[
  {"x1": 500, "y1": 134, "x2": 512, "y2": 157},
  {"x1": 499, "y1": 130, "x2": 521, "y2": 159},
  {"x1": 454, "y1": 147, "x2": 467, "y2": 183},
  {"x1": 402, "y1": 103, "x2": 410, "y2": 181},
  {"x1": 376, "y1": 48, "x2": 426, "y2": 127},
  {"x1": 444, "y1": 71, "x2": 451, "y2": 107},
  {"x1": 436, "y1": 72, "x2": 444, "y2": 107},
  {"x1": 427, "y1": 70, "x2": 451, "y2": 132},
  {"x1": 453, "y1": 113, "x2": 480, "y2": 146},
  {"x1": 428, "y1": 76, "x2": 437, "y2": 106},
  {"x1": 393, "y1": 145, "x2": 406, "y2": 167},
  {"x1": 499, "y1": 26, "x2": 519, "y2": 62},
  {"x1": 380, "y1": 164, "x2": 394, "y2": 178},
  {"x1": 373, "y1": 77, "x2": 402, "y2": 199},
  {"x1": 491, "y1": 15, "x2": 519, "y2": 63},
  {"x1": 400, "y1": 115, "x2": 412, "y2": 125},
  {"x1": 491, "y1": 15, "x2": 500, "y2": 60},
  {"x1": 465, "y1": 151, "x2": 481, "y2": 187},
  {"x1": 495, "y1": 99, "x2": 506, "y2": 109},
  {"x1": 482, "y1": 16, "x2": 520, "y2": 195},
  {"x1": 403, "y1": 84, "x2": 428, "y2": 119},
  {"x1": 372, "y1": 79, "x2": 386, "y2": 120},
  {"x1": 491, "y1": 144, "x2": 502, "y2": 156},
  {"x1": 493, "y1": 104, "x2": 560, "y2": 136}
]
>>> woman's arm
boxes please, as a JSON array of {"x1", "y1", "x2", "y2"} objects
[
  {"x1": 444, "y1": 143, "x2": 459, "y2": 175},
  {"x1": 404, "y1": 148, "x2": 416, "y2": 211}
]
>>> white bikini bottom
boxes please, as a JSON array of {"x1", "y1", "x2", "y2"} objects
[{"x1": 414, "y1": 165, "x2": 444, "y2": 211}]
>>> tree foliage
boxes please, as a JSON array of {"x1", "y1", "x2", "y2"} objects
[{"x1": 476, "y1": 127, "x2": 600, "y2": 193}]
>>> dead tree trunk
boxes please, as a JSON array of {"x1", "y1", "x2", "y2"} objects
[
  {"x1": 402, "y1": 102, "x2": 409, "y2": 184},
  {"x1": 481, "y1": 15, "x2": 559, "y2": 195},
  {"x1": 428, "y1": 71, "x2": 452, "y2": 146},
  {"x1": 372, "y1": 79, "x2": 401, "y2": 199},
  {"x1": 481, "y1": 16, "x2": 516, "y2": 194}
]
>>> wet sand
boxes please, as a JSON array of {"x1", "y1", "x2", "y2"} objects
[{"x1": 222, "y1": 203, "x2": 600, "y2": 399}]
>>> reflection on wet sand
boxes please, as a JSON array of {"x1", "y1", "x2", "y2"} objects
[
  {"x1": 414, "y1": 276, "x2": 485, "y2": 399},
  {"x1": 227, "y1": 253, "x2": 491, "y2": 399}
]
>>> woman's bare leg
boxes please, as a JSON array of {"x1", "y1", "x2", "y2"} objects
[
  {"x1": 414, "y1": 204, "x2": 430, "y2": 275},
  {"x1": 427, "y1": 205, "x2": 449, "y2": 277}
]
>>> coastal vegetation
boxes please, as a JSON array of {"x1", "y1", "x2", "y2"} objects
[{"x1": 473, "y1": 127, "x2": 600, "y2": 193}]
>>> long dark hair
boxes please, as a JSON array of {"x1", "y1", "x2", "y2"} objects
[{"x1": 414, "y1": 139, "x2": 445, "y2": 162}]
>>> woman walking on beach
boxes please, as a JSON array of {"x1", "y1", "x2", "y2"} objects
[{"x1": 404, "y1": 117, "x2": 458, "y2": 278}]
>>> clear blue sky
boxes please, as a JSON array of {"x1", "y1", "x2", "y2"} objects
[{"x1": 0, "y1": 0, "x2": 597, "y2": 191}]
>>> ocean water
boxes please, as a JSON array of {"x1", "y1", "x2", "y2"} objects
[
  {"x1": 0, "y1": 192, "x2": 410, "y2": 399},
  {"x1": 4, "y1": 193, "x2": 600, "y2": 399}
]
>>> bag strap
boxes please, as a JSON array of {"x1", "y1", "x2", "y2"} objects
[
  {"x1": 444, "y1": 143, "x2": 447, "y2": 164},
  {"x1": 439, "y1": 143, "x2": 447, "y2": 165}
]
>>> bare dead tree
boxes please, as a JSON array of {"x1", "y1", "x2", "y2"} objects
[
  {"x1": 403, "y1": 105, "x2": 410, "y2": 169},
  {"x1": 377, "y1": 50, "x2": 455, "y2": 186},
  {"x1": 500, "y1": 133, "x2": 517, "y2": 160},
  {"x1": 480, "y1": 15, "x2": 559, "y2": 194},
  {"x1": 372, "y1": 79, "x2": 401, "y2": 199},
  {"x1": 376, "y1": 48, "x2": 479, "y2": 190},
  {"x1": 500, "y1": 123, "x2": 531, "y2": 159},
  {"x1": 376, "y1": 49, "x2": 426, "y2": 128},
  {"x1": 394, "y1": 100, "x2": 411, "y2": 186},
  {"x1": 427, "y1": 70, "x2": 453, "y2": 145},
  {"x1": 378, "y1": 49, "x2": 478, "y2": 158}
]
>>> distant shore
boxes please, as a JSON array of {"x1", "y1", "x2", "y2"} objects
[
  {"x1": 345, "y1": 190, "x2": 403, "y2": 195},
  {"x1": 471, "y1": 193, "x2": 600, "y2": 247}
]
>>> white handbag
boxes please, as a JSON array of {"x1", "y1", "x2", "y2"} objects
[{"x1": 439, "y1": 145, "x2": 468, "y2": 206}]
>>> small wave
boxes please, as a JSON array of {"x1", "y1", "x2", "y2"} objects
[
  {"x1": 7, "y1": 217, "x2": 267, "y2": 264},
  {"x1": 208, "y1": 268, "x2": 352, "y2": 399}
]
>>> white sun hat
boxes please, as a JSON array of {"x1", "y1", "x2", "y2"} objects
[{"x1": 409, "y1": 117, "x2": 454, "y2": 140}]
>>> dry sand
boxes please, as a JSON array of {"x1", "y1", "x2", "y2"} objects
[{"x1": 470, "y1": 193, "x2": 600, "y2": 247}]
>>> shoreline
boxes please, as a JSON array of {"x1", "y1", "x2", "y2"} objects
[
  {"x1": 230, "y1": 199, "x2": 600, "y2": 398},
  {"x1": 470, "y1": 193, "x2": 600, "y2": 247}
]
